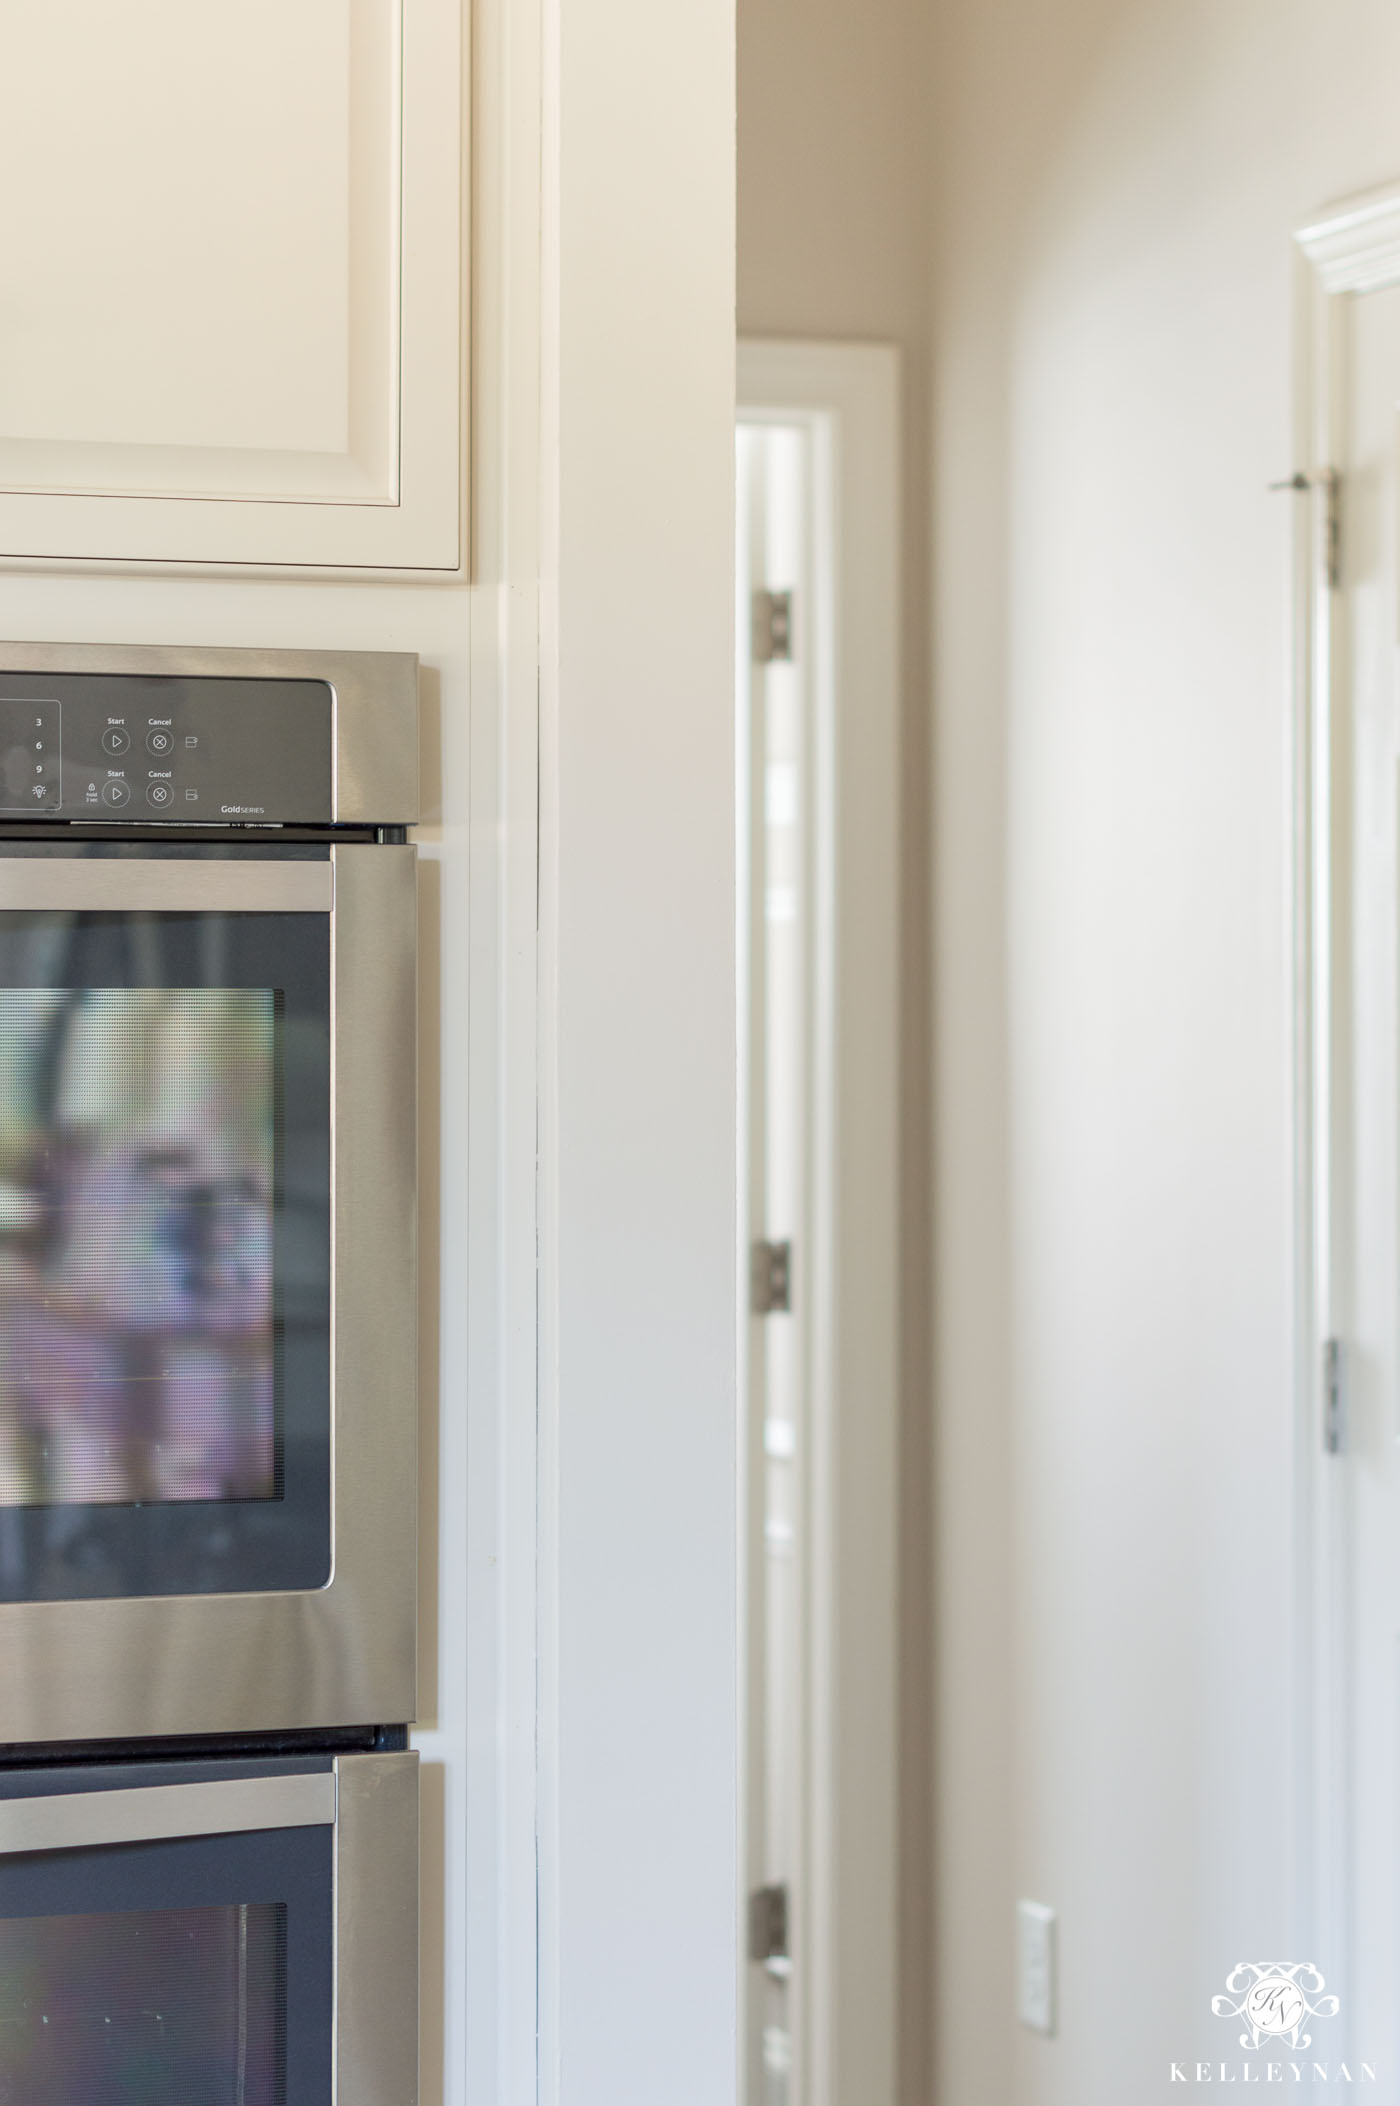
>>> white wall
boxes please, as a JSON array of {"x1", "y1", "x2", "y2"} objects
[
  {"x1": 541, "y1": 0, "x2": 738, "y2": 2100},
  {"x1": 930, "y1": 2, "x2": 1400, "y2": 2101}
]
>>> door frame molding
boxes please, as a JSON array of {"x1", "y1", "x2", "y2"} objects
[
  {"x1": 737, "y1": 339, "x2": 899, "y2": 2106},
  {"x1": 1293, "y1": 181, "x2": 1400, "y2": 1973}
]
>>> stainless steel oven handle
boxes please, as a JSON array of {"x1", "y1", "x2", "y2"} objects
[
  {"x1": 0, "y1": 858, "x2": 332, "y2": 913},
  {"x1": 0, "y1": 1771, "x2": 336, "y2": 1854}
]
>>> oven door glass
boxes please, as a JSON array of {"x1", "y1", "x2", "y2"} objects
[
  {"x1": 0, "y1": 874, "x2": 330, "y2": 1601},
  {"x1": 0, "y1": 1759, "x2": 334, "y2": 2106}
]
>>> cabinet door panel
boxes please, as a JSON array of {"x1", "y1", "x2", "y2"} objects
[{"x1": 0, "y1": 0, "x2": 461, "y2": 571}]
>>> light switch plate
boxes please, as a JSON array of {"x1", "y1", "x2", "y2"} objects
[{"x1": 1017, "y1": 1899, "x2": 1057, "y2": 2034}]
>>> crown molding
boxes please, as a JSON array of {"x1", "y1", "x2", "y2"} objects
[{"x1": 1298, "y1": 182, "x2": 1400, "y2": 295}]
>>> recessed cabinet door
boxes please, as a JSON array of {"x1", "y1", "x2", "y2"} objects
[{"x1": 0, "y1": 0, "x2": 463, "y2": 573}]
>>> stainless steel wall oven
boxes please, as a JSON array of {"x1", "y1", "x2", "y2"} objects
[{"x1": 0, "y1": 644, "x2": 420, "y2": 2106}]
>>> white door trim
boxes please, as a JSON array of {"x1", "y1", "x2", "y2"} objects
[
  {"x1": 1293, "y1": 181, "x2": 1400, "y2": 1972},
  {"x1": 738, "y1": 339, "x2": 900, "y2": 2106}
]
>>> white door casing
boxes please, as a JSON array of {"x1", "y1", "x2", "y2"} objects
[{"x1": 0, "y1": 0, "x2": 463, "y2": 573}]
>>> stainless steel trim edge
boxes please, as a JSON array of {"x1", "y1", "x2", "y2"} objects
[
  {"x1": 0, "y1": 858, "x2": 332, "y2": 914},
  {"x1": 328, "y1": 843, "x2": 418, "y2": 1722},
  {"x1": 333, "y1": 1753, "x2": 419, "y2": 2106},
  {"x1": 0, "y1": 1772, "x2": 335, "y2": 1855},
  {"x1": 329, "y1": 662, "x2": 420, "y2": 826}
]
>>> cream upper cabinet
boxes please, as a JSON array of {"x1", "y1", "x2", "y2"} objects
[{"x1": 0, "y1": 0, "x2": 462, "y2": 572}]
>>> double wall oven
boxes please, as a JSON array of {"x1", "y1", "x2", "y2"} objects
[{"x1": 0, "y1": 644, "x2": 420, "y2": 2105}]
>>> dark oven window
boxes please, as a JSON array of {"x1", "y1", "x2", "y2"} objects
[
  {"x1": 0, "y1": 905, "x2": 330, "y2": 1601},
  {"x1": 0, "y1": 986, "x2": 280, "y2": 1508},
  {"x1": 0, "y1": 1901, "x2": 286, "y2": 2103}
]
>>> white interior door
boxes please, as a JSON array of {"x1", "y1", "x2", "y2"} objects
[{"x1": 1333, "y1": 277, "x2": 1400, "y2": 2072}]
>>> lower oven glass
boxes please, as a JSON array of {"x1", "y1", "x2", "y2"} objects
[
  {"x1": 0, "y1": 1761, "x2": 333, "y2": 2106},
  {"x1": 0, "y1": 898, "x2": 331, "y2": 1601},
  {"x1": 0, "y1": 1901, "x2": 286, "y2": 2104}
]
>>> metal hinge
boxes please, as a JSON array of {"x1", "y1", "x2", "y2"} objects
[
  {"x1": 1270, "y1": 468, "x2": 1341, "y2": 590},
  {"x1": 750, "y1": 1239, "x2": 792, "y2": 1315},
  {"x1": 1324, "y1": 1336, "x2": 1347, "y2": 1455},
  {"x1": 752, "y1": 588, "x2": 794, "y2": 665},
  {"x1": 748, "y1": 1882, "x2": 789, "y2": 1962},
  {"x1": 1322, "y1": 468, "x2": 1341, "y2": 591}
]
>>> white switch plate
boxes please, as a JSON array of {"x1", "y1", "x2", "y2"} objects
[{"x1": 1017, "y1": 1899, "x2": 1057, "y2": 2034}]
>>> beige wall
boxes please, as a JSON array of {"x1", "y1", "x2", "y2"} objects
[
  {"x1": 929, "y1": 2, "x2": 1400, "y2": 2102},
  {"x1": 738, "y1": 3, "x2": 934, "y2": 2102}
]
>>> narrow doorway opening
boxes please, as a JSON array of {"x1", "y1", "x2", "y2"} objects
[
  {"x1": 738, "y1": 410, "x2": 821, "y2": 2106},
  {"x1": 737, "y1": 342, "x2": 899, "y2": 2106}
]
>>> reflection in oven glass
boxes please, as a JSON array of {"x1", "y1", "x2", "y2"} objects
[
  {"x1": 0, "y1": 1901, "x2": 285, "y2": 2105},
  {"x1": 0, "y1": 990, "x2": 277, "y2": 1507}
]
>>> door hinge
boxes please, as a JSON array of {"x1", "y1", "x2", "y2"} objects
[
  {"x1": 748, "y1": 1882, "x2": 789, "y2": 1962},
  {"x1": 1314, "y1": 466, "x2": 1341, "y2": 591},
  {"x1": 752, "y1": 588, "x2": 794, "y2": 665},
  {"x1": 750, "y1": 1239, "x2": 792, "y2": 1315},
  {"x1": 1324, "y1": 1336, "x2": 1347, "y2": 1455},
  {"x1": 1270, "y1": 468, "x2": 1341, "y2": 590}
]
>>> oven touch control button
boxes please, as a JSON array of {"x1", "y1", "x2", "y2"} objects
[
  {"x1": 146, "y1": 728, "x2": 175, "y2": 757},
  {"x1": 146, "y1": 781, "x2": 174, "y2": 809},
  {"x1": 101, "y1": 727, "x2": 130, "y2": 755},
  {"x1": 101, "y1": 780, "x2": 131, "y2": 808}
]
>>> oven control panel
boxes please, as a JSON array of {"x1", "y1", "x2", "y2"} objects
[{"x1": 0, "y1": 675, "x2": 334, "y2": 822}]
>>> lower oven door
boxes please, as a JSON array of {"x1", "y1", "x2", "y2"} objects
[
  {"x1": 0, "y1": 1750, "x2": 416, "y2": 2105},
  {"x1": 0, "y1": 843, "x2": 416, "y2": 1742}
]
